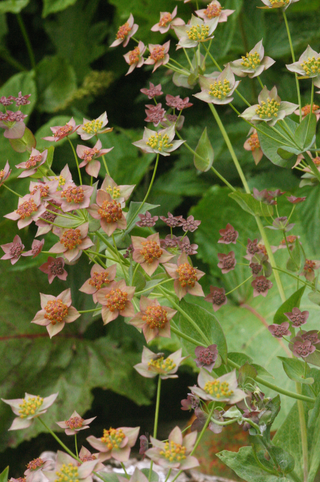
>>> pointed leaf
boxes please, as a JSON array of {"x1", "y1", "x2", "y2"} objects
[
  {"x1": 278, "y1": 356, "x2": 314, "y2": 385},
  {"x1": 257, "y1": 120, "x2": 299, "y2": 168},
  {"x1": 294, "y1": 113, "x2": 317, "y2": 150},
  {"x1": 229, "y1": 191, "x2": 273, "y2": 217},
  {"x1": 273, "y1": 286, "x2": 305, "y2": 324},
  {"x1": 0, "y1": 467, "x2": 9, "y2": 482},
  {"x1": 193, "y1": 127, "x2": 214, "y2": 172}
]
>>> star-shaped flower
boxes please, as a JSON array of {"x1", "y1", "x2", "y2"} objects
[
  {"x1": 16, "y1": 148, "x2": 48, "y2": 178},
  {"x1": 42, "y1": 117, "x2": 80, "y2": 142},
  {"x1": 56, "y1": 410, "x2": 96, "y2": 435},
  {"x1": 43, "y1": 451, "x2": 99, "y2": 482},
  {"x1": 110, "y1": 14, "x2": 138, "y2": 48},
  {"x1": 190, "y1": 369, "x2": 246, "y2": 404},
  {"x1": 286, "y1": 45, "x2": 320, "y2": 88},
  {"x1": 229, "y1": 40, "x2": 275, "y2": 78},
  {"x1": 124, "y1": 41, "x2": 146, "y2": 75},
  {"x1": 133, "y1": 124, "x2": 185, "y2": 156},
  {"x1": 87, "y1": 426, "x2": 140, "y2": 462},
  {"x1": 49, "y1": 223, "x2": 94, "y2": 263},
  {"x1": 134, "y1": 347, "x2": 186, "y2": 379},
  {"x1": 164, "y1": 252, "x2": 205, "y2": 299},
  {"x1": 195, "y1": 1, "x2": 234, "y2": 23},
  {"x1": 144, "y1": 41, "x2": 171, "y2": 72},
  {"x1": 132, "y1": 233, "x2": 173, "y2": 276},
  {"x1": 77, "y1": 139, "x2": 113, "y2": 178},
  {"x1": 77, "y1": 112, "x2": 112, "y2": 141},
  {"x1": 2, "y1": 392, "x2": 58, "y2": 430},
  {"x1": 95, "y1": 280, "x2": 135, "y2": 325},
  {"x1": 151, "y1": 7, "x2": 184, "y2": 34},
  {"x1": 174, "y1": 15, "x2": 218, "y2": 49},
  {"x1": 194, "y1": 66, "x2": 240, "y2": 105}
]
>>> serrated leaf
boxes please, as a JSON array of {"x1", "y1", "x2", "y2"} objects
[
  {"x1": 273, "y1": 286, "x2": 305, "y2": 324},
  {"x1": 278, "y1": 356, "x2": 314, "y2": 385},
  {"x1": 178, "y1": 299, "x2": 227, "y2": 363},
  {"x1": 193, "y1": 127, "x2": 214, "y2": 172},
  {"x1": 229, "y1": 191, "x2": 273, "y2": 217}
]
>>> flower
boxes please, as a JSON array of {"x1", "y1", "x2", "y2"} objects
[
  {"x1": 180, "y1": 215, "x2": 201, "y2": 232},
  {"x1": 300, "y1": 258, "x2": 320, "y2": 282},
  {"x1": 0, "y1": 110, "x2": 27, "y2": 139},
  {"x1": 133, "y1": 124, "x2": 185, "y2": 156},
  {"x1": 284, "y1": 307, "x2": 309, "y2": 327},
  {"x1": 49, "y1": 223, "x2": 94, "y2": 263},
  {"x1": 1, "y1": 235, "x2": 25, "y2": 265},
  {"x1": 78, "y1": 446, "x2": 107, "y2": 468},
  {"x1": 290, "y1": 338, "x2": 316, "y2": 358},
  {"x1": 134, "y1": 347, "x2": 185, "y2": 379},
  {"x1": 229, "y1": 40, "x2": 275, "y2": 78},
  {"x1": 4, "y1": 191, "x2": 46, "y2": 230},
  {"x1": 144, "y1": 41, "x2": 171, "y2": 72},
  {"x1": 15, "y1": 148, "x2": 48, "y2": 178},
  {"x1": 77, "y1": 112, "x2": 112, "y2": 140},
  {"x1": 79, "y1": 263, "x2": 117, "y2": 302},
  {"x1": 136, "y1": 211, "x2": 158, "y2": 227},
  {"x1": 0, "y1": 161, "x2": 11, "y2": 186},
  {"x1": 95, "y1": 280, "x2": 135, "y2": 325},
  {"x1": 87, "y1": 426, "x2": 140, "y2": 462},
  {"x1": 268, "y1": 322, "x2": 291, "y2": 338},
  {"x1": 295, "y1": 103, "x2": 320, "y2": 120},
  {"x1": 166, "y1": 94, "x2": 193, "y2": 111},
  {"x1": 301, "y1": 330, "x2": 320, "y2": 345},
  {"x1": 52, "y1": 183, "x2": 94, "y2": 213},
  {"x1": 129, "y1": 296, "x2": 177, "y2": 343},
  {"x1": 24, "y1": 456, "x2": 52, "y2": 481},
  {"x1": 195, "y1": 1, "x2": 234, "y2": 23},
  {"x1": 100, "y1": 174, "x2": 135, "y2": 201},
  {"x1": 132, "y1": 233, "x2": 173, "y2": 276},
  {"x1": 124, "y1": 41, "x2": 146, "y2": 75},
  {"x1": 194, "y1": 66, "x2": 240, "y2": 105},
  {"x1": 139, "y1": 436, "x2": 149, "y2": 457},
  {"x1": 15, "y1": 92, "x2": 31, "y2": 106},
  {"x1": 266, "y1": 216, "x2": 295, "y2": 232},
  {"x1": 164, "y1": 252, "x2": 205, "y2": 300},
  {"x1": 146, "y1": 426, "x2": 199, "y2": 470},
  {"x1": 244, "y1": 128, "x2": 263, "y2": 165},
  {"x1": 240, "y1": 86, "x2": 298, "y2": 126},
  {"x1": 287, "y1": 195, "x2": 306, "y2": 204},
  {"x1": 43, "y1": 451, "x2": 98, "y2": 482},
  {"x1": 259, "y1": 0, "x2": 299, "y2": 9},
  {"x1": 31, "y1": 289, "x2": 80, "y2": 338},
  {"x1": 42, "y1": 117, "x2": 80, "y2": 142},
  {"x1": 21, "y1": 239, "x2": 44, "y2": 258},
  {"x1": 77, "y1": 139, "x2": 113, "y2": 178},
  {"x1": 56, "y1": 411, "x2": 96, "y2": 435},
  {"x1": 145, "y1": 103, "x2": 166, "y2": 127},
  {"x1": 151, "y1": 7, "x2": 184, "y2": 34},
  {"x1": 1, "y1": 392, "x2": 58, "y2": 430},
  {"x1": 160, "y1": 212, "x2": 183, "y2": 227},
  {"x1": 217, "y1": 251, "x2": 236, "y2": 273},
  {"x1": 174, "y1": 15, "x2": 218, "y2": 49},
  {"x1": 191, "y1": 369, "x2": 246, "y2": 404},
  {"x1": 218, "y1": 223, "x2": 238, "y2": 244},
  {"x1": 181, "y1": 393, "x2": 200, "y2": 411},
  {"x1": 205, "y1": 286, "x2": 227, "y2": 311},
  {"x1": 110, "y1": 14, "x2": 138, "y2": 48},
  {"x1": 35, "y1": 201, "x2": 61, "y2": 237},
  {"x1": 194, "y1": 345, "x2": 218, "y2": 371},
  {"x1": 88, "y1": 191, "x2": 127, "y2": 236},
  {"x1": 287, "y1": 45, "x2": 320, "y2": 87},
  {"x1": 39, "y1": 256, "x2": 68, "y2": 284},
  {"x1": 253, "y1": 188, "x2": 277, "y2": 205},
  {"x1": 140, "y1": 83, "x2": 163, "y2": 99},
  {"x1": 251, "y1": 276, "x2": 273, "y2": 297}
]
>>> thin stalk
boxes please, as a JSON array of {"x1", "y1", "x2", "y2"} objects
[
  {"x1": 225, "y1": 275, "x2": 252, "y2": 296},
  {"x1": 296, "y1": 382, "x2": 308, "y2": 482},
  {"x1": 170, "y1": 323, "x2": 206, "y2": 347},
  {"x1": 148, "y1": 376, "x2": 162, "y2": 482},
  {"x1": 16, "y1": 14, "x2": 36, "y2": 70},
  {"x1": 227, "y1": 358, "x2": 315, "y2": 403},
  {"x1": 38, "y1": 418, "x2": 81, "y2": 462},
  {"x1": 282, "y1": 9, "x2": 301, "y2": 119},
  {"x1": 183, "y1": 47, "x2": 194, "y2": 70},
  {"x1": 101, "y1": 154, "x2": 111, "y2": 176},
  {"x1": 75, "y1": 434, "x2": 78, "y2": 458},
  {"x1": 0, "y1": 50, "x2": 26, "y2": 71},
  {"x1": 257, "y1": 76, "x2": 264, "y2": 90},
  {"x1": 121, "y1": 463, "x2": 129, "y2": 477},
  {"x1": 67, "y1": 138, "x2": 82, "y2": 185},
  {"x1": 2, "y1": 184, "x2": 22, "y2": 197}
]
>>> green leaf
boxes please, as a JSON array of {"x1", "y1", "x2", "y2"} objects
[
  {"x1": 0, "y1": 71, "x2": 37, "y2": 118},
  {"x1": 0, "y1": 0, "x2": 29, "y2": 13},
  {"x1": 42, "y1": 0, "x2": 78, "y2": 17},
  {"x1": 8, "y1": 127, "x2": 36, "y2": 153},
  {"x1": 178, "y1": 300, "x2": 227, "y2": 363},
  {"x1": 97, "y1": 474, "x2": 121, "y2": 482},
  {"x1": 141, "y1": 469, "x2": 158, "y2": 482},
  {"x1": 273, "y1": 286, "x2": 305, "y2": 324},
  {"x1": 217, "y1": 446, "x2": 291, "y2": 481},
  {"x1": 257, "y1": 120, "x2": 299, "y2": 168},
  {"x1": 229, "y1": 191, "x2": 273, "y2": 217},
  {"x1": 277, "y1": 147, "x2": 295, "y2": 161},
  {"x1": 286, "y1": 238, "x2": 302, "y2": 273},
  {"x1": 238, "y1": 362, "x2": 257, "y2": 385},
  {"x1": 308, "y1": 392, "x2": 320, "y2": 482},
  {"x1": 124, "y1": 202, "x2": 159, "y2": 234},
  {"x1": 278, "y1": 356, "x2": 314, "y2": 385},
  {"x1": 193, "y1": 127, "x2": 214, "y2": 172},
  {"x1": 36, "y1": 56, "x2": 77, "y2": 113},
  {"x1": 294, "y1": 113, "x2": 317, "y2": 151},
  {"x1": 308, "y1": 291, "x2": 320, "y2": 305},
  {"x1": 0, "y1": 467, "x2": 9, "y2": 482}
]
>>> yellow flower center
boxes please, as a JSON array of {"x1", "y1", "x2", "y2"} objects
[
  {"x1": 61, "y1": 186, "x2": 84, "y2": 204},
  {"x1": 301, "y1": 56, "x2": 320, "y2": 76},
  {"x1": 44, "y1": 299, "x2": 68, "y2": 324},
  {"x1": 18, "y1": 396, "x2": 43, "y2": 418},
  {"x1": 82, "y1": 119, "x2": 103, "y2": 135},
  {"x1": 89, "y1": 271, "x2": 113, "y2": 290},
  {"x1": 146, "y1": 133, "x2": 173, "y2": 151},
  {"x1": 160, "y1": 441, "x2": 187, "y2": 462},
  {"x1": 255, "y1": 98, "x2": 280, "y2": 118},
  {"x1": 140, "y1": 240, "x2": 163, "y2": 264},
  {"x1": 177, "y1": 262, "x2": 198, "y2": 288},
  {"x1": 148, "y1": 356, "x2": 176, "y2": 372},
  {"x1": 269, "y1": 0, "x2": 289, "y2": 4},
  {"x1": 209, "y1": 79, "x2": 231, "y2": 99},
  {"x1": 159, "y1": 13, "x2": 172, "y2": 27},
  {"x1": 204, "y1": 3, "x2": 222, "y2": 18},
  {"x1": 101, "y1": 428, "x2": 126, "y2": 450},
  {"x1": 150, "y1": 46, "x2": 165, "y2": 62},
  {"x1": 98, "y1": 199, "x2": 123, "y2": 222},
  {"x1": 56, "y1": 463, "x2": 79, "y2": 482},
  {"x1": 204, "y1": 380, "x2": 233, "y2": 398},
  {"x1": 60, "y1": 228, "x2": 82, "y2": 250},
  {"x1": 241, "y1": 51, "x2": 261, "y2": 69},
  {"x1": 104, "y1": 185, "x2": 121, "y2": 199},
  {"x1": 143, "y1": 306, "x2": 168, "y2": 329},
  {"x1": 128, "y1": 46, "x2": 140, "y2": 65},
  {"x1": 105, "y1": 288, "x2": 128, "y2": 312},
  {"x1": 186, "y1": 24, "x2": 210, "y2": 42},
  {"x1": 116, "y1": 22, "x2": 130, "y2": 39},
  {"x1": 16, "y1": 199, "x2": 38, "y2": 219}
]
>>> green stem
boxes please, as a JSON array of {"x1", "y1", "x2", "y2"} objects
[
  {"x1": 2, "y1": 184, "x2": 22, "y2": 197},
  {"x1": 16, "y1": 14, "x2": 36, "y2": 70},
  {"x1": 101, "y1": 154, "x2": 111, "y2": 176},
  {"x1": 170, "y1": 323, "x2": 206, "y2": 347},
  {"x1": 67, "y1": 138, "x2": 82, "y2": 185},
  {"x1": 227, "y1": 358, "x2": 315, "y2": 403},
  {"x1": 282, "y1": 9, "x2": 301, "y2": 120},
  {"x1": 121, "y1": 463, "x2": 129, "y2": 477},
  {"x1": 148, "y1": 376, "x2": 162, "y2": 482},
  {"x1": 75, "y1": 434, "x2": 78, "y2": 458},
  {"x1": 257, "y1": 76, "x2": 265, "y2": 90},
  {"x1": 296, "y1": 382, "x2": 309, "y2": 482},
  {"x1": 38, "y1": 418, "x2": 81, "y2": 462},
  {"x1": 0, "y1": 50, "x2": 27, "y2": 71},
  {"x1": 225, "y1": 275, "x2": 252, "y2": 296}
]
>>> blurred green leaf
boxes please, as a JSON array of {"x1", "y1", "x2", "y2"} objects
[
  {"x1": 0, "y1": 0, "x2": 29, "y2": 13},
  {"x1": 42, "y1": 0, "x2": 78, "y2": 17},
  {"x1": 229, "y1": 191, "x2": 273, "y2": 217},
  {"x1": 0, "y1": 71, "x2": 37, "y2": 118},
  {"x1": 0, "y1": 467, "x2": 8, "y2": 482}
]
